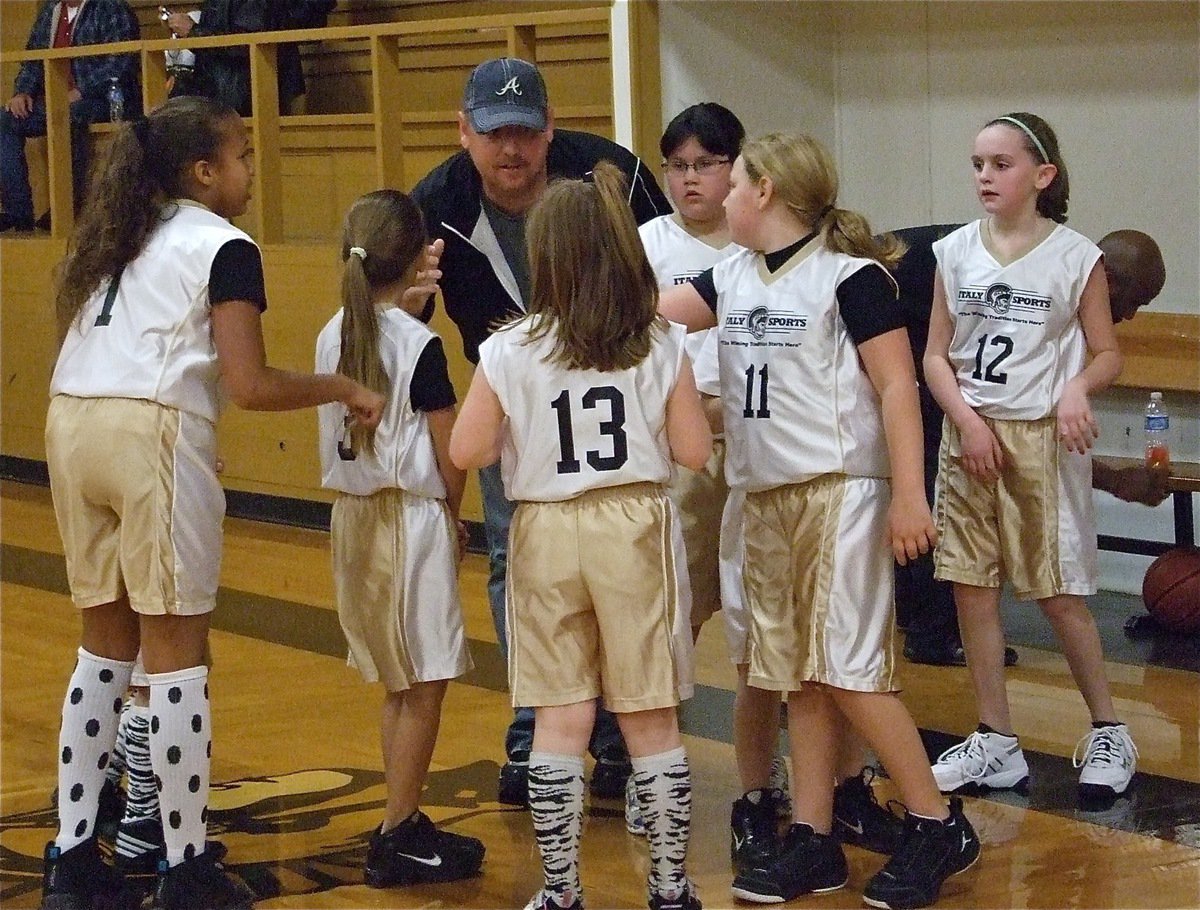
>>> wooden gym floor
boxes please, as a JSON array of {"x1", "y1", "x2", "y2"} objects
[{"x1": 2, "y1": 479, "x2": 1198, "y2": 908}]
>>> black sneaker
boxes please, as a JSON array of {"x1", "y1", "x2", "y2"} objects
[
  {"x1": 832, "y1": 767, "x2": 905, "y2": 854},
  {"x1": 589, "y1": 750, "x2": 633, "y2": 799},
  {"x1": 499, "y1": 752, "x2": 530, "y2": 807},
  {"x1": 729, "y1": 788, "x2": 783, "y2": 872},
  {"x1": 862, "y1": 797, "x2": 980, "y2": 909},
  {"x1": 523, "y1": 889, "x2": 584, "y2": 910},
  {"x1": 364, "y1": 812, "x2": 484, "y2": 888},
  {"x1": 40, "y1": 837, "x2": 126, "y2": 910},
  {"x1": 648, "y1": 879, "x2": 702, "y2": 909},
  {"x1": 114, "y1": 817, "x2": 164, "y2": 875},
  {"x1": 114, "y1": 816, "x2": 229, "y2": 878},
  {"x1": 151, "y1": 848, "x2": 255, "y2": 910},
  {"x1": 730, "y1": 823, "x2": 847, "y2": 903},
  {"x1": 903, "y1": 640, "x2": 1019, "y2": 668}
]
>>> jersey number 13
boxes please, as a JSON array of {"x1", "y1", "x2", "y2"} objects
[{"x1": 551, "y1": 387, "x2": 628, "y2": 475}]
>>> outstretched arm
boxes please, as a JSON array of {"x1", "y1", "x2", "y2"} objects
[
  {"x1": 659, "y1": 283, "x2": 718, "y2": 333},
  {"x1": 449, "y1": 366, "x2": 505, "y2": 470},
  {"x1": 665, "y1": 356, "x2": 712, "y2": 472},
  {"x1": 1093, "y1": 459, "x2": 1169, "y2": 506},
  {"x1": 212, "y1": 300, "x2": 383, "y2": 427}
]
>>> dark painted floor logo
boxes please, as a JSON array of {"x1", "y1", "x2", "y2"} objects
[{"x1": 1, "y1": 761, "x2": 501, "y2": 903}]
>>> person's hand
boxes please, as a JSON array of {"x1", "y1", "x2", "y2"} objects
[
  {"x1": 67, "y1": 87, "x2": 82, "y2": 104},
  {"x1": 344, "y1": 384, "x2": 385, "y2": 431},
  {"x1": 1113, "y1": 463, "x2": 1170, "y2": 506},
  {"x1": 959, "y1": 413, "x2": 1003, "y2": 482},
  {"x1": 1056, "y1": 378, "x2": 1099, "y2": 453},
  {"x1": 166, "y1": 12, "x2": 194, "y2": 36},
  {"x1": 400, "y1": 238, "x2": 444, "y2": 313},
  {"x1": 215, "y1": 455, "x2": 225, "y2": 474},
  {"x1": 8, "y1": 93, "x2": 33, "y2": 118},
  {"x1": 889, "y1": 493, "x2": 938, "y2": 566}
]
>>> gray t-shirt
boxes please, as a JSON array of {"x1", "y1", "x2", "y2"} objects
[{"x1": 481, "y1": 195, "x2": 531, "y2": 306}]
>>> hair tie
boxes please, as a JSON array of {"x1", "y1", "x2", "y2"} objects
[
  {"x1": 348, "y1": 246, "x2": 367, "y2": 261},
  {"x1": 817, "y1": 204, "x2": 834, "y2": 221},
  {"x1": 995, "y1": 115, "x2": 1049, "y2": 163}
]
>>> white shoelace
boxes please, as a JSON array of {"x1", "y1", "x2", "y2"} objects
[
  {"x1": 1072, "y1": 727, "x2": 1139, "y2": 769},
  {"x1": 935, "y1": 732, "x2": 992, "y2": 781}
]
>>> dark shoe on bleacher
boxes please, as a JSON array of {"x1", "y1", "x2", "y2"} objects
[
  {"x1": 904, "y1": 639, "x2": 1019, "y2": 668},
  {"x1": 0, "y1": 212, "x2": 35, "y2": 232}
]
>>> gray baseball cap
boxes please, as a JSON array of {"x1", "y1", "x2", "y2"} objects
[{"x1": 463, "y1": 57, "x2": 549, "y2": 133}]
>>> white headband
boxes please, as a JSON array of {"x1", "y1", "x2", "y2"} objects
[
  {"x1": 349, "y1": 246, "x2": 367, "y2": 261},
  {"x1": 995, "y1": 116, "x2": 1049, "y2": 164}
]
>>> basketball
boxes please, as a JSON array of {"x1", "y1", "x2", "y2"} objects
[{"x1": 1142, "y1": 547, "x2": 1200, "y2": 634}]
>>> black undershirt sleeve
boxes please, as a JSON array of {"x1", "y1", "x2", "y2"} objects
[
  {"x1": 409, "y1": 337, "x2": 457, "y2": 412},
  {"x1": 208, "y1": 239, "x2": 267, "y2": 311},
  {"x1": 689, "y1": 268, "x2": 719, "y2": 314},
  {"x1": 837, "y1": 264, "x2": 906, "y2": 345}
]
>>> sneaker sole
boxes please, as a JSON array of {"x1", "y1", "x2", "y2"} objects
[
  {"x1": 1079, "y1": 779, "x2": 1132, "y2": 799},
  {"x1": 861, "y1": 852, "x2": 980, "y2": 910},
  {"x1": 731, "y1": 876, "x2": 847, "y2": 904},
  {"x1": 934, "y1": 770, "x2": 1029, "y2": 793},
  {"x1": 364, "y1": 863, "x2": 483, "y2": 888}
]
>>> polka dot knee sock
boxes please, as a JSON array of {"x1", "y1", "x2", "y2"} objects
[
  {"x1": 147, "y1": 666, "x2": 210, "y2": 866},
  {"x1": 55, "y1": 648, "x2": 134, "y2": 851}
]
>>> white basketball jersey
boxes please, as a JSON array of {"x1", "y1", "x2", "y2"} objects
[
  {"x1": 640, "y1": 214, "x2": 741, "y2": 398},
  {"x1": 316, "y1": 308, "x2": 448, "y2": 499},
  {"x1": 478, "y1": 316, "x2": 686, "y2": 502},
  {"x1": 933, "y1": 221, "x2": 1101, "y2": 420},
  {"x1": 712, "y1": 242, "x2": 891, "y2": 491},
  {"x1": 50, "y1": 202, "x2": 254, "y2": 423}
]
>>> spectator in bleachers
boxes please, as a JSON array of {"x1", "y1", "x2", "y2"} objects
[
  {"x1": 0, "y1": 0, "x2": 140, "y2": 232},
  {"x1": 163, "y1": 0, "x2": 335, "y2": 115}
]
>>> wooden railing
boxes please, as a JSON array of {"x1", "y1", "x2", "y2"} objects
[{"x1": 0, "y1": 6, "x2": 616, "y2": 242}]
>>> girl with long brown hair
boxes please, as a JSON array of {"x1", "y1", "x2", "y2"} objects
[
  {"x1": 450, "y1": 161, "x2": 711, "y2": 910},
  {"x1": 43, "y1": 95, "x2": 383, "y2": 910},
  {"x1": 315, "y1": 190, "x2": 484, "y2": 889}
]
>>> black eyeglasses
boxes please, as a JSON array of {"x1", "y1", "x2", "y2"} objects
[{"x1": 661, "y1": 157, "x2": 731, "y2": 176}]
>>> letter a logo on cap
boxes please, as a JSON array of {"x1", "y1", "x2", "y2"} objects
[{"x1": 496, "y1": 77, "x2": 523, "y2": 97}]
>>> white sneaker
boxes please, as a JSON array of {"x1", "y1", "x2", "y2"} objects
[
  {"x1": 624, "y1": 775, "x2": 646, "y2": 836},
  {"x1": 931, "y1": 730, "x2": 1029, "y2": 791},
  {"x1": 1074, "y1": 724, "x2": 1137, "y2": 796},
  {"x1": 768, "y1": 755, "x2": 792, "y2": 819}
]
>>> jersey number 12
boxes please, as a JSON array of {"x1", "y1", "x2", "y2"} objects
[{"x1": 971, "y1": 333, "x2": 1013, "y2": 384}]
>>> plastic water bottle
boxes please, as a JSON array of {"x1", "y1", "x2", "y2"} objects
[
  {"x1": 1144, "y1": 391, "x2": 1170, "y2": 469},
  {"x1": 107, "y1": 77, "x2": 125, "y2": 123}
]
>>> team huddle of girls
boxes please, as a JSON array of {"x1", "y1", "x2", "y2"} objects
[{"x1": 41, "y1": 90, "x2": 1135, "y2": 910}]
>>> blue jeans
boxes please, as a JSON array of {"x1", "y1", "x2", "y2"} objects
[
  {"x1": 479, "y1": 463, "x2": 627, "y2": 762},
  {"x1": 0, "y1": 97, "x2": 107, "y2": 224}
]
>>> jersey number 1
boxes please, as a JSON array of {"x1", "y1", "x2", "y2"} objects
[
  {"x1": 551, "y1": 387, "x2": 628, "y2": 474},
  {"x1": 94, "y1": 268, "x2": 124, "y2": 327}
]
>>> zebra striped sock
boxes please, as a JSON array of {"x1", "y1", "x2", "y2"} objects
[
  {"x1": 528, "y1": 751, "x2": 585, "y2": 907},
  {"x1": 105, "y1": 698, "x2": 133, "y2": 786},
  {"x1": 115, "y1": 705, "x2": 161, "y2": 861},
  {"x1": 631, "y1": 746, "x2": 691, "y2": 898}
]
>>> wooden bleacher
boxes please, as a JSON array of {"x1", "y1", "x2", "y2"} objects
[{"x1": 0, "y1": 1, "x2": 661, "y2": 521}]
